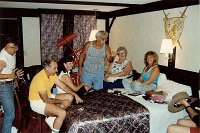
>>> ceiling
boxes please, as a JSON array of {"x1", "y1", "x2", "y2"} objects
[
  {"x1": 0, "y1": 0, "x2": 198, "y2": 18},
  {"x1": 0, "y1": 0, "x2": 162, "y2": 12}
]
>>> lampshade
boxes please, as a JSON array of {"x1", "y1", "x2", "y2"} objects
[
  {"x1": 160, "y1": 39, "x2": 173, "y2": 54},
  {"x1": 89, "y1": 30, "x2": 98, "y2": 41}
]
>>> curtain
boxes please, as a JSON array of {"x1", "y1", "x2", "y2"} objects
[
  {"x1": 73, "y1": 15, "x2": 96, "y2": 50},
  {"x1": 41, "y1": 14, "x2": 64, "y2": 62}
]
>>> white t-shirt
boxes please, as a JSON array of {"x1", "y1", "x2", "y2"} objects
[
  {"x1": 56, "y1": 71, "x2": 70, "y2": 94},
  {"x1": 0, "y1": 48, "x2": 16, "y2": 81}
]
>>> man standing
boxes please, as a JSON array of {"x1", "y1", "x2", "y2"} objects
[
  {"x1": 0, "y1": 35, "x2": 24, "y2": 133},
  {"x1": 29, "y1": 57, "x2": 82, "y2": 133}
]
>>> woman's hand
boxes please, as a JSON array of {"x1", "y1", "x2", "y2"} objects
[
  {"x1": 74, "y1": 94, "x2": 83, "y2": 104},
  {"x1": 84, "y1": 84, "x2": 92, "y2": 92},
  {"x1": 109, "y1": 51, "x2": 118, "y2": 63},
  {"x1": 104, "y1": 73, "x2": 112, "y2": 81},
  {"x1": 111, "y1": 51, "x2": 118, "y2": 57},
  {"x1": 81, "y1": 82, "x2": 87, "y2": 86}
]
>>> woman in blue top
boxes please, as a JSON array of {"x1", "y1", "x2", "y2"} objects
[{"x1": 123, "y1": 51, "x2": 160, "y2": 94}]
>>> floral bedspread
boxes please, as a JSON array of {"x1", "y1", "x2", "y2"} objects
[{"x1": 61, "y1": 89, "x2": 149, "y2": 133}]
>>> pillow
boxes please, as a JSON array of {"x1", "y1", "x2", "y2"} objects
[
  {"x1": 157, "y1": 73, "x2": 168, "y2": 88},
  {"x1": 157, "y1": 80, "x2": 192, "y2": 102}
]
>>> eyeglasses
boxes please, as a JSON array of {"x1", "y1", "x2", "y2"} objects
[
  {"x1": 100, "y1": 37, "x2": 107, "y2": 41},
  {"x1": 117, "y1": 52, "x2": 126, "y2": 55},
  {"x1": 8, "y1": 46, "x2": 18, "y2": 50}
]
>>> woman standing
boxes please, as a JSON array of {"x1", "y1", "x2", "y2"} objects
[{"x1": 78, "y1": 30, "x2": 113, "y2": 90}]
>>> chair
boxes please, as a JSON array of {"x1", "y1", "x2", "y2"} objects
[{"x1": 17, "y1": 65, "x2": 44, "y2": 133}]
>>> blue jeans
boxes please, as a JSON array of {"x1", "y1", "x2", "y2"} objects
[
  {"x1": 0, "y1": 83, "x2": 15, "y2": 133},
  {"x1": 81, "y1": 70, "x2": 104, "y2": 90},
  {"x1": 122, "y1": 79, "x2": 157, "y2": 94}
]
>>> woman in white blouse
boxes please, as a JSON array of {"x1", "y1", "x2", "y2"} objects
[{"x1": 103, "y1": 46, "x2": 133, "y2": 89}]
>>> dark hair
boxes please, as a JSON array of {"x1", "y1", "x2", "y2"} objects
[
  {"x1": 42, "y1": 56, "x2": 57, "y2": 68},
  {"x1": 1, "y1": 34, "x2": 19, "y2": 47},
  {"x1": 57, "y1": 56, "x2": 74, "y2": 74}
]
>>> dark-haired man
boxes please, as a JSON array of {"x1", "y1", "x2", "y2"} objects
[{"x1": 0, "y1": 35, "x2": 24, "y2": 133}]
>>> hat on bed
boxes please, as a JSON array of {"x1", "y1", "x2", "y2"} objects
[{"x1": 168, "y1": 92, "x2": 197, "y2": 113}]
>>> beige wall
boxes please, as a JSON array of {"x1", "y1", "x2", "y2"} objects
[
  {"x1": 97, "y1": 19, "x2": 105, "y2": 31},
  {"x1": 22, "y1": 17, "x2": 41, "y2": 67},
  {"x1": 109, "y1": 5, "x2": 200, "y2": 73}
]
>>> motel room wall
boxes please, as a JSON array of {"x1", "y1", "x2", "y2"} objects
[
  {"x1": 109, "y1": 5, "x2": 200, "y2": 73},
  {"x1": 22, "y1": 17, "x2": 105, "y2": 67}
]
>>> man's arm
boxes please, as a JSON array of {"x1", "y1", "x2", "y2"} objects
[
  {"x1": 55, "y1": 79, "x2": 83, "y2": 104},
  {"x1": 0, "y1": 60, "x2": 16, "y2": 79},
  {"x1": 78, "y1": 42, "x2": 90, "y2": 77},
  {"x1": 39, "y1": 91, "x2": 62, "y2": 104},
  {"x1": 181, "y1": 99, "x2": 200, "y2": 127},
  {"x1": 55, "y1": 79, "x2": 76, "y2": 96}
]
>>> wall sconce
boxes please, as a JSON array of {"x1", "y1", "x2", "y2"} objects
[
  {"x1": 160, "y1": 39, "x2": 173, "y2": 59},
  {"x1": 89, "y1": 30, "x2": 98, "y2": 41}
]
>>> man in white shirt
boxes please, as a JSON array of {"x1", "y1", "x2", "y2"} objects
[{"x1": 0, "y1": 35, "x2": 24, "y2": 133}]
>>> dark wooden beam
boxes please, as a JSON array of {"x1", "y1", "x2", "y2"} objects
[
  {"x1": 108, "y1": 17, "x2": 116, "y2": 33},
  {"x1": 107, "y1": 0, "x2": 199, "y2": 18},
  {"x1": 0, "y1": 8, "x2": 107, "y2": 18}
]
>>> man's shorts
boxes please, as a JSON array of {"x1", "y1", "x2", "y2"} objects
[{"x1": 30, "y1": 94, "x2": 55, "y2": 115}]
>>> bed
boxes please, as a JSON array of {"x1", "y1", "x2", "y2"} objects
[
  {"x1": 60, "y1": 65, "x2": 199, "y2": 133},
  {"x1": 61, "y1": 89, "x2": 149, "y2": 133}
]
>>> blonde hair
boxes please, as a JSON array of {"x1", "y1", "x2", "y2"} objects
[
  {"x1": 144, "y1": 51, "x2": 159, "y2": 66},
  {"x1": 95, "y1": 30, "x2": 108, "y2": 39},
  {"x1": 117, "y1": 46, "x2": 128, "y2": 56}
]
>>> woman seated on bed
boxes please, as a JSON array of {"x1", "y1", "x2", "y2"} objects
[
  {"x1": 103, "y1": 46, "x2": 133, "y2": 89},
  {"x1": 122, "y1": 51, "x2": 160, "y2": 94},
  {"x1": 56, "y1": 56, "x2": 91, "y2": 97}
]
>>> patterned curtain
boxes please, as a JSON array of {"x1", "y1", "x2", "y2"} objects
[
  {"x1": 73, "y1": 15, "x2": 96, "y2": 50},
  {"x1": 41, "y1": 14, "x2": 64, "y2": 62}
]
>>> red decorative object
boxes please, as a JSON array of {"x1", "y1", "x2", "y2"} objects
[
  {"x1": 56, "y1": 33, "x2": 77, "y2": 47},
  {"x1": 56, "y1": 33, "x2": 85, "y2": 67}
]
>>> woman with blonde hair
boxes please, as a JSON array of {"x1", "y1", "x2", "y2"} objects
[{"x1": 103, "y1": 46, "x2": 133, "y2": 89}]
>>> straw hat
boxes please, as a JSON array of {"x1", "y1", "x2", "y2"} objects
[{"x1": 168, "y1": 92, "x2": 197, "y2": 113}]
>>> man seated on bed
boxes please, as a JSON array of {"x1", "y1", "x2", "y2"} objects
[
  {"x1": 167, "y1": 99, "x2": 200, "y2": 133},
  {"x1": 29, "y1": 56, "x2": 83, "y2": 133}
]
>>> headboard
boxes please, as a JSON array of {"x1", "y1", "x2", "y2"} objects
[{"x1": 158, "y1": 65, "x2": 199, "y2": 98}]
